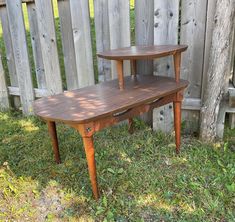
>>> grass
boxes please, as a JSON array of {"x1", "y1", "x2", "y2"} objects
[{"x1": 0, "y1": 111, "x2": 235, "y2": 221}]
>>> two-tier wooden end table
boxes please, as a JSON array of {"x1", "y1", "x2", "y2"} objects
[{"x1": 34, "y1": 45, "x2": 189, "y2": 200}]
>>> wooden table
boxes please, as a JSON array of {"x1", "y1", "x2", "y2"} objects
[{"x1": 34, "y1": 45, "x2": 188, "y2": 200}]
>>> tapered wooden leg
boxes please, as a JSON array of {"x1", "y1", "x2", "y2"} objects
[
  {"x1": 83, "y1": 136, "x2": 99, "y2": 200},
  {"x1": 173, "y1": 100, "x2": 182, "y2": 154},
  {"x1": 128, "y1": 118, "x2": 134, "y2": 134},
  {"x1": 131, "y1": 60, "x2": 137, "y2": 77},
  {"x1": 47, "y1": 121, "x2": 61, "y2": 164},
  {"x1": 116, "y1": 60, "x2": 124, "y2": 90}
]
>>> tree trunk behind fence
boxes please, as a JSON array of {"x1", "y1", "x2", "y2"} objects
[{"x1": 200, "y1": 0, "x2": 235, "y2": 142}]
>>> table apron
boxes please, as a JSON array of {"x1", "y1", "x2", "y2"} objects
[{"x1": 69, "y1": 91, "x2": 183, "y2": 137}]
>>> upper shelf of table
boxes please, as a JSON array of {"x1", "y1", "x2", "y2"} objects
[{"x1": 97, "y1": 45, "x2": 188, "y2": 61}]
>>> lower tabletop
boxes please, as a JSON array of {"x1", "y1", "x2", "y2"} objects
[{"x1": 33, "y1": 75, "x2": 189, "y2": 124}]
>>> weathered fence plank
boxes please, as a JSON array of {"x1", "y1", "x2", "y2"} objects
[
  {"x1": 8, "y1": 86, "x2": 48, "y2": 98},
  {"x1": 0, "y1": 7, "x2": 17, "y2": 87},
  {"x1": 35, "y1": 0, "x2": 62, "y2": 94},
  {"x1": 6, "y1": 0, "x2": 34, "y2": 114},
  {"x1": 153, "y1": 0, "x2": 179, "y2": 132},
  {"x1": 108, "y1": 0, "x2": 131, "y2": 78},
  {"x1": 180, "y1": 0, "x2": 208, "y2": 133},
  {"x1": 135, "y1": 0, "x2": 154, "y2": 124},
  {"x1": 70, "y1": 0, "x2": 95, "y2": 88},
  {"x1": 0, "y1": 54, "x2": 9, "y2": 110},
  {"x1": 94, "y1": 0, "x2": 111, "y2": 82},
  {"x1": 135, "y1": 0, "x2": 154, "y2": 75},
  {"x1": 27, "y1": 2, "x2": 46, "y2": 89},
  {"x1": 0, "y1": 6, "x2": 21, "y2": 108},
  {"x1": 0, "y1": 0, "x2": 34, "y2": 6},
  {"x1": 57, "y1": 0, "x2": 78, "y2": 90}
]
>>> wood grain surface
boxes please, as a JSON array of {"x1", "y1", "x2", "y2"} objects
[
  {"x1": 97, "y1": 45, "x2": 188, "y2": 60},
  {"x1": 34, "y1": 75, "x2": 188, "y2": 123}
]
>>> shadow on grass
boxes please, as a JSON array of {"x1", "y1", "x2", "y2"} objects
[{"x1": 0, "y1": 111, "x2": 235, "y2": 221}]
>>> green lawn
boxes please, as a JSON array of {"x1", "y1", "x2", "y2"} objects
[{"x1": 0, "y1": 111, "x2": 235, "y2": 221}]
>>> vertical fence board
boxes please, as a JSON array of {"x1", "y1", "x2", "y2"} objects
[
  {"x1": 70, "y1": 0, "x2": 95, "y2": 88},
  {"x1": 108, "y1": 0, "x2": 131, "y2": 79},
  {"x1": 57, "y1": 0, "x2": 78, "y2": 90},
  {"x1": 0, "y1": 54, "x2": 9, "y2": 110},
  {"x1": 27, "y1": 2, "x2": 46, "y2": 89},
  {"x1": 135, "y1": 0, "x2": 154, "y2": 75},
  {"x1": 6, "y1": 0, "x2": 34, "y2": 114},
  {"x1": 153, "y1": 0, "x2": 179, "y2": 132},
  {"x1": 0, "y1": 6, "x2": 21, "y2": 108},
  {"x1": 94, "y1": 0, "x2": 111, "y2": 82},
  {"x1": 35, "y1": 0, "x2": 62, "y2": 94},
  {"x1": 135, "y1": 0, "x2": 154, "y2": 124},
  {"x1": 0, "y1": 6, "x2": 18, "y2": 87},
  {"x1": 180, "y1": 0, "x2": 208, "y2": 133}
]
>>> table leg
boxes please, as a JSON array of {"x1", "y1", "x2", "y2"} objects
[
  {"x1": 173, "y1": 100, "x2": 182, "y2": 154},
  {"x1": 131, "y1": 60, "x2": 137, "y2": 77},
  {"x1": 129, "y1": 60, "x2": 137, "y2": 131},
  {"x1": 116, "y1": 60, "x2": 124, "y2": 90},
  {"x1": 173, "y1": 52, "x2": 181, "y2": 83},
  {"x1": 82, "y1": 136, "x2": 99, "y2": 200},
  {"x1": 47, "y1": 121, "x2": 61, "y2": 164},
  {"x1": 128, "y1": 118, "x2": 134, "y2": 134}
]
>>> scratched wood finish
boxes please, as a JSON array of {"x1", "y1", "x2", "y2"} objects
[
  {"x1": 57, "y1": 0, "x2": 78, "y2": 90},
  {"x1": 93, "y1": 0, "x2": 111, "y2": 82},
  {"x1": 153, "y1": 0, "x2": 180, "y2": 132},
  {"x1": 6, "y1": 0, "x2": 34, "y2": 114},
  {"x1": 0, "y1": 54, "x2": 9, "y2": 110},
  {"x1": 108, "y1": 0, "x2": 131, "y2": 78},
  {"x1": 35, "y1": 0, "x2": 62, "y2": 94},
  {"x1": 70, "y1": 0, "x2": 95, "y2": 88}
]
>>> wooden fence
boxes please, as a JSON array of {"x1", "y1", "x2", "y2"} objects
[{"x1": 0, "y1": 0, "x2": 234, "y2": 137}]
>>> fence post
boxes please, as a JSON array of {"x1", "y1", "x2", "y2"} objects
[
  {"x1": 94, "y1": 0, "x2": 111, "y2": 82},
  {"x1": 6, "y1": 0, "x2": 34, "y2": 114},
  {"x1": 70, "y1": 0, "x2": 95, "y2": 88},
  {"x1": 153, "y1": 0, "x2": 179, "y2": 131},
  {"x1": 35, "y1": 0, "x2": 63, "y2": 94},
  {"x1": 0, "y1": 54, "x2": 9, "y2": 110}
]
